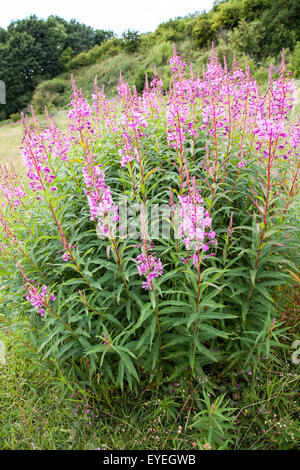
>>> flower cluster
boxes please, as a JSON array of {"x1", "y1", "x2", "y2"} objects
[
  {"x1": 68, "y1": 75, "x2": 92, "y2": 132},
  {"x1": 5, "y1": 44, "x2": 298, "y2": 298},
  {"x1": 42, "y1": 123, "x2": 71, "y2": 163},
  {"x1": 0, "y1": 179, "x2": 26, "y2": 207},
  {"x1": 136, "y1": 250, "x2": 163, "y2": 290},
  {"x1": 178, "y1": 190, "x2": 216, "y2": 265},
  {"x1": 25, "y1": 284, "x2": 55, "y2": 316},
  {"x1": 169, "y1": 45, "x2": 187, "y2": 76},
  {"x1": 83, "y1": 163, "x2": 119, "y2": 235},
  {"x1": 166, "y1": 101, "x2": 192, "y2": 149},
  {"x1": 22, "y1": 132, "x2": 56, "y2": 192}
]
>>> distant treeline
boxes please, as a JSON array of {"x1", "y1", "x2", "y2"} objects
[
  {"x1": 0, "y1": 0, "x2": 300, "y2": 119},
  {"x1": 0, "y1": 16, "x2": 115, "y2": 118}
]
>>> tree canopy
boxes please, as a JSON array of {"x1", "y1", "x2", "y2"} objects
[{"x1": 0, "y1": 15, "x2": 115, "y2": 118}]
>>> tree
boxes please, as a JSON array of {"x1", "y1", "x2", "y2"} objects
[
  {"x1": 94, "y1": 29, "x2": 115, "y2": 46},
  {"x1": 59, "y1": 18, "x2": 96, "y2": 55},
  {"x1": 228, "y1": 20, "x2": 265, "y2": 60},
  {"x1": 122, "y1": 30, "x2": 141, "y2": 53},
  {"x1": 59, "y1": 46, "x2": 75, "y2": 68},
  {"x1": 192, "y1": 16, "x2": 214, "y2": 49},
  {"x1": 259, "y1": 0, "x2": 300, "y2": 57},
  {"x1": 211, "y1": 0, "x2": 243, "y2": 30},
  {"x1": 0, "y1": 32, "x2": 44, "y2": 116},
  {"x1": 7, "y1": 16, "x2": 67, "y2": 76},
  {"x1": 0, "y1": 28, "x2": 7, "y2": 44}
]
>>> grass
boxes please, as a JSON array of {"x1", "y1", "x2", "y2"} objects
[
  {"x1": 0, "y1": 121, "x2": 24, "y2": 173},
  {"x1": 0, "y1": 309, "x2": 299, "y2": 450},
  {"x1": 293, "y1": 79, "x2": 300, "y2": 118}
]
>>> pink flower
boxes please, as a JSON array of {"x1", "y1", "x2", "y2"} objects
[
  {"x1": 83, "y1": 164, "x2": 119, "y2": 235},
  {"x1": 136, "y1": 251, "x2": 163, "y2": 290},
  {"x1": 169, "y1": 45, "x2": 187, "y2": 75},
  {"x1": 25, "y1": 283, "x2": 55, "y2": 316},
  {"x1": 62, "y1": 252, "x2": 70, "y2": 262},
  {"x1": 68, "y1": 75, "x2": 92, "y2": 132}
]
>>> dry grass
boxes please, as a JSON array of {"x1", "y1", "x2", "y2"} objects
[
  {"x1": 293, "y1": 79, "x2": 300, "y2": 119},
  {"x1": 0, "y1": 121, "x2": 24, "y2": 172}
]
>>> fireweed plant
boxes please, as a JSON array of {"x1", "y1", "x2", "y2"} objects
[{"x1": 0, "y1": 45, "x2": 299, "y2": 390}]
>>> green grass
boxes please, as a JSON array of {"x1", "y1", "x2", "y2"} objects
[{"x1": 0, "y1": 315, "x2": 299, "y2": 450}]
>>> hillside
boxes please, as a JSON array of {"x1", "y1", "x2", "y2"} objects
[
  {"x1": 29, "y1": 40, "x2": 300, "y2": 116},
  {"x1": 0, "y1": 0, "x2": 299, "y2": 120},
  {"x1": 0, "y1": 74, "x2": 299, "y2": 172}
]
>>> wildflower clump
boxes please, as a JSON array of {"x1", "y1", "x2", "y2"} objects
[{"x1": 0, "y1": 46, "x2": 299, "y2": 390}]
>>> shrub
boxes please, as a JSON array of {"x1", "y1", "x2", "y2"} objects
[
  {"x1": 89, "y1": 38, "x2": 122, "y2": 63},
  {"x1": 9, "y1": 112, "x2": 20, "y2": 122},
  {"x1": 192, "y1": 16, "x2": 214, "y2": 49},
  {"x1": 65, "y1": 51, "x2": 91, "y2": 70},
  {"x1": 287, "y1": 41, "x2": 300, "y2": 78},
  {"x1": 122, "y1": 30, "x2": 141, "y2": 53},
  {"x1": 59, "y1": 46, "x2": 75, "y2": 68},
  {"x1": 31, "y1": 78, "x2": 67, "y2": 113},
  {"x1": 0, "y1": 47, "x2": 299, "y2": 392},
  {"x1": 134, "y1": 67, "x2": 154, "y2": 93},
  {"x1": 151, "y1": 41, "x2": 173, "y2": 66}
]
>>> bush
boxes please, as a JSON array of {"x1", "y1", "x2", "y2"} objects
[
  {"x1": 134, "y1": 67, "x2": 154, "y2": 93},
  {"x1": 287, "y1": 41, "x2": 300, "y2": 78},
  {"x1": 65, "y1": 38, "x2": 122, "y2": 71},
  {"x1": 0, "y1": 48, "x2": 299, "y2": 393},
  {"x1": 122, "y1": 30, "x2": 141, "y2": 53},
  {"x1": 31, "y1": 78, "x2": 67, "y2": 113},
  {"x1": 59, "y1": 46, "x2": 75, "y2": 68},
  {"x1": 65, "y1": 51, "x2": 91, "y2": 70},
  {"x1": 89, "y1": 38, "x2": 122, "y2": 62},
  {"x1": 192, "y1": 16, "x2": 214, "y2": 49},
  {"x1": 9, "y1": 112, "x2": 20, "y2": 122},
  {"x1": 151, "y1": 41, "x2": 173, "y2": 66}
]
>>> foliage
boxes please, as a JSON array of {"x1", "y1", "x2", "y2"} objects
[
  {"x1": 9, "y1": 113, "x2": 20, "y2": 123},
  {"x1": 134, "y1": 68, "x2": 154, "y2": 94},
  {"x1": 287, "y1": 42, "x2": 300, "y2": 79},
  {"x1": 0, "y1": 15, "x2": 116, "y2": 118},
  {"x1": 0, "y1": 47, "x2": 299, "y2": 398},
  {"x1": 258, "y1": 0, "x2": 300, "y2": 58},
  {"x1": 192, "y1": 16, "x2": 214, "y2": 49},
  {"x1": 65, "y1": 38, "x2": 122, "y2": 71},
  {"x1": 122, "y1": 30, "x2": 141, "y2": 53},
  {"x1": 59, "y1": 47, "x2": 75, "y2": 68},
  {"x1": 31, "y1": 79, "x2": 67, "y2": 113},
  {"x1": 0, "y1": 311, "x2": 298, "y2": 450},
  {"x1": 150, "y1": 42, "x2": 174, "y2": 66}
]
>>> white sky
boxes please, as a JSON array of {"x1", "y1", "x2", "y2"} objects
[{"x1": 0, "y1": 0, "x2": 215, "y2": 35}]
